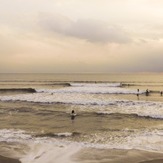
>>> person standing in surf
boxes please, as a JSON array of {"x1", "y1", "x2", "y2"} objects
[
  {"x1": 146, "y1": 89, "x2": 149, "y2": 96},
  {"x1": 137, "y1": 89, "x2": 139, "y2": 96},
  {"x1": 137, "y1": 89, "x2": 140, "y2": 100},
  {"x1": 71, "y1": 110, "x2": 76, "y2": 120}
]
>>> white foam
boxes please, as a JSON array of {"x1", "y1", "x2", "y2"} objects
[
  {"x1": 0, "y1": 83, "x2": 162, "y2": 119},
  {"x1": 0, "y1": 129, "x2": 32, "y2": 142},
  {"x1": 0, "y1": 83, "x2": 144, "y2": 107},
  {"x1": 0, "y1": 92, "x2": 163, "y2": 119},
  {"x1": 0, "y1": 129, "x2": 81, "y2": 163},
  {"x1": 55, "y1": 132, "x2": 73, "y2": 137},
  {"x1": 95, "y1": 100, "x2": 163, "y2": 119},
  {"x1": 0, "y1": 92, "x2": 120, "y2": 105},
  {"x1": 36, "y1": 82, "x2": 142, "y2": 95},
  {"x1": 20, "y1": 143, "x2": 81, "y2": 163},
  {"x1": 70, "y1": 83, "x2": 121, "y2": 87},
  {"x1": 36, "y1": 86, "x2": 139, "y2": 94},
  {"x1": 82, "y1": 129, "x2": 163, "y2": 152},
  {"x1": 126, "y1": 129, "x2": 163, "y2": 152}
]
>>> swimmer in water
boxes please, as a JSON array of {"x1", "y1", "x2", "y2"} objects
[{"x1": 71, "y1": 110, "x2": 76, "y2": 120}]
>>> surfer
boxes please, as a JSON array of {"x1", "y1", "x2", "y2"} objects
[
  {"x1": 137, "y1": 89, "x2": 139, "y2": 97},
  {"x1": 72, "y1": 110, "x2": 75, "y2": 114},
  {"x1": 146, "y1": 89, "x2": 149, "y2": 96},
  {"x1": 71, "y1": 110, "x2": 76, "y2": 120}
]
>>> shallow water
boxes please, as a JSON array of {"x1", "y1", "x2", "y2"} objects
[{"x1": 0, "y1": 73, "x2": 163, "y2": 162}]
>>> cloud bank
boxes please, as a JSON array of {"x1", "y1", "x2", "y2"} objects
[{"x1": 39, "y1": 13, "x2": 131, "y2": 43}]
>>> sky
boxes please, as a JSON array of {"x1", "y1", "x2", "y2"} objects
[{"x1": 0, "y1": 0, "x2": 163, "y2": 73}]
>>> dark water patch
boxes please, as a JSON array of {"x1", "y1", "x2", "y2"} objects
[
  {"x1": 99, "y1": 128, "x2": 121, "y2": 132},
  {"x1": 35, "y1": 112, "x2": 55, "y2": 116},
  {"x1": 34, "y1": 110, "x2": 71, "y2": 118},
  {"x1": 149, "y1": 90, "x2": 162, "y2": 93},
  {"x1": 5, "y1": 107, "x2": 34, "y2": 113},
  {"x1": 49, "y1": 83, "x2": 71, "y2": 86},
  {"x1": 96, "y1": 112, "x2": 163, "y2": 120},
  {"x1": 35, "y1": 132, "x2": 81, "y2": 138},
  {"x1": 0, "y1": 88, "x2": 36, "y2": 93},
  {"x1": 5, "y1": 107, "x2": 32, "y2": 113}
]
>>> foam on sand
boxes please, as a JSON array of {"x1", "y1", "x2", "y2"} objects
[
  {"x1": 20, "y1": 143, "x2": 81, "y2": 163},
  {"x1": 0, "y1": 129, "x2": 81, "y2": 163}
]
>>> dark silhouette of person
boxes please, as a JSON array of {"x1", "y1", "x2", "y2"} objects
[
  {"x1": 146, "y1": 89, "x2": 149, "y2": 96},
  {"x1": 71, "y1": 110, "x2": 76, "y2": 120},
  {"x1": 161, "y1": 91, "x2": 163, "y2": 96},
  {"x1": 137, "y1": 89, "x2": 139, "y2": 97},
  {"x1": 72, "y1": 110, "x2": 75, "y2": 114}
]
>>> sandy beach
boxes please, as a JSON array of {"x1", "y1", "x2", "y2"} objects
[
  {"x1": 1, "y1": 148, "x2": 163, "y2": 163},
  {"x1": 74, "y1": 149, "x2": 163, "y2": 163},
  {"x1": 140, "y1": 160, "x2": 163, "y2": 163}
]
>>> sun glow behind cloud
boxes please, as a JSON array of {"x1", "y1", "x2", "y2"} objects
[{"x1": 0, "y1": 0, "x2": 163, "y2": 73}]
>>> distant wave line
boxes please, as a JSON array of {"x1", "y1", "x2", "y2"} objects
[{"x1": 0, "y1": 88, "x2": 36, "y2": 93}]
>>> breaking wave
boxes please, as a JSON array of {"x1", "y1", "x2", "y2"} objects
[
  {"x1": 70, "y1": 83, "x2": 122, "y2": 87},
  {"x1": 0, "y1": 82, "x2": 162, "y2": 120},
  {"x1": 36, "y1": 83, "x2": 142, "y2": 94},
  {"x1": 0, "y1": 93, "x2": 163, "y2": 119}
]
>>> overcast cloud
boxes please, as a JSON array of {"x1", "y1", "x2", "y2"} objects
[
  {"x1": 39, "y1": 13, "x2": 131, "y2": 43},
  {"x1": 0, "y1": 0, "x2": 163, "y2": 73}
]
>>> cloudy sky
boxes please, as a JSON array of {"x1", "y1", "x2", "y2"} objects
[{"x1": 0, "y1": 0, "x2": 163, "y2": 73}]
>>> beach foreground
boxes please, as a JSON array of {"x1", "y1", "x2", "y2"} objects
[
  {"x1": 1, "y1": 148, "x2": 163, "y2": 163},
  {"x1": 74, "y1": 149, "x2": 163, "y2": 163},
  {"x1": 0, "y1": 155, "x2": 20, "y2": 163},
  {"x1": 140, "y1": 160, "x2": 163, "y2": 163}
]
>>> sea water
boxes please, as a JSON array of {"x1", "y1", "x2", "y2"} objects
[{"x1": 0, "y1": 73, "x2": 163, "y2": 163}]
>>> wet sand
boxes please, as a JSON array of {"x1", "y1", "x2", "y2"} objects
[
  {"x1": 140, "y1": 159, "x2": 163, "y2": 163},
  {"x1": 0, "y1": 150, "x2": 163, "y2": 163},
  {"x1": 75, "y1": 148, "x2": 163, "y2": 163},
  {"x1": 0, "y1": 155, "x2": 21, "y2": 163},
  {"x1": 1, "y1": 149, "x2": 163, "y2": 163}
]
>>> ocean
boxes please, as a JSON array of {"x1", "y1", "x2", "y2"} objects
[{"x1": 0, "y1": 73, "x2": 163, "y2": 163}]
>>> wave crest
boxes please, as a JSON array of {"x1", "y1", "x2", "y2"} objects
[{"x1": 36, "y1": 132, "x2": 80, "y2": 138}]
